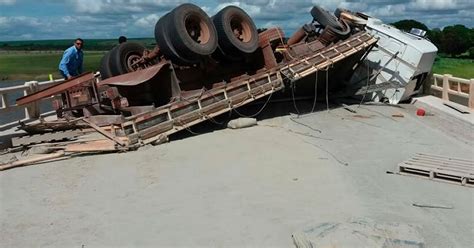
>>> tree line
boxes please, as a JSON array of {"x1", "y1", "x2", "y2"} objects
[{"x1": 391, "y1": 20, "x2": 474, "y2": 58}]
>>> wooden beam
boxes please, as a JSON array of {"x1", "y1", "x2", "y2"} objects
[
  {"x1": 0, "y1": 151, "x2": 66, "y2": 171},
  {"x1": 81, "y1": 118, "x2": 127, "y2": 147},
  {"x1": 16, "y1": 73, "x2": 95, "y2": 106}
]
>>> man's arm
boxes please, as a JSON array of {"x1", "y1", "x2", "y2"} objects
[{"x1": 59, "y1": 49, "x2": 72, "y2": 78}]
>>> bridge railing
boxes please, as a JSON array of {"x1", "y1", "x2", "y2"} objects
[
  {"x1": 0, "y1": 79, "x2": 64, "y2": 129},
  {"x1": 0, "y1": 79, "x2": 65, "y2": 117},
  {"x1": 431, "y1": 74, "x2": 474, "y2": 109}
]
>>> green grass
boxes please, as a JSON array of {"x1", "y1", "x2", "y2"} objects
[
  {"x1": 1, "y1": 48, "x2": 473, "y2": 82},
  {"x1": 432, "y1": 57, "x2": 474, "y2": 79},
  {"x1": 0, "y1": 51, "x2": 105, "y2": 81}
]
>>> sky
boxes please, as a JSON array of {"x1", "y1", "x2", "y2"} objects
[{"x1": 0, "y1": 0, "x2": 473, "y2": 41}]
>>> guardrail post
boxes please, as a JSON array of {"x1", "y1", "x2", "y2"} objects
[
  {"x1": 423, "y1": 73, "x2": 433, "y2": 95},
  {"x1": 442, "y1": 74, "x2": 451, "y2": 100},
  {"x1": 0, "y1": 93, "x2": 7, "y2": 109},
  {"x1": 469, "y1": 79, "x2": 474, "y2": 109},
  {"x1": 24, "y1": 81, "x2": 40, "y2": 119}
]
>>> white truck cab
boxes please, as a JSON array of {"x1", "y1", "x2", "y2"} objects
[{"x1": 351, "y1": 17, "x2": 438, "y2": 104}]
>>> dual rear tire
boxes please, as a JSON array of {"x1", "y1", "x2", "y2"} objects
[
  {"x1": 100, "y1": 4, "x2": 260, "y2": 79},
  {"x1": 155, "y1": 4, "x2": 259, "y2": 65}
]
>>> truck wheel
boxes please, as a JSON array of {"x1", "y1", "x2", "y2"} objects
[
  {"x1": 99, "y1": 49, "x2": 114, "y2": 80},
  {"x1": 155, "y1": 13, "x2": 190, "y2": 64},
  {"x1": 167, "y1": 3, "x2": 218, "y2": 63},
  {"x1": 311, "y1": 6, "x2": 343, "y2": 30},
  {"x1": 212, "y1": 6, "x2": 259, "y2": 56},
  {"x1": 109, "y1": 42, "x2": 146, "y2": 76},
  {"x1": 328, "y1": 19, "x2": 351, "y2": 39},
  {"x1": 334, "y1": 8, "x2": 348, "y2": 19}
]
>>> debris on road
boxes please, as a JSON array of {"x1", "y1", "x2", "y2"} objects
[
  {"x1": 416, "y1": 108, "x2": 426, "y2": 116},
  {"x1": 292, "y1": 218, "x2": 425, "y2": 248},
  {"x1": 0, "y1": 151, "x2": 66, "y2": 171},
  {"x1": 412, "y1": 203, "x2": 454, "y2": 209},
  {"x1": 397, "y1": 153, "x2": 474, "y2": 187},
  {"x1": 227, "y1": 118, "x2": 258, "y2": 129}
]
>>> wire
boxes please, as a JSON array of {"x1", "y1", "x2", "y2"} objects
[
  {"x1": 233, "y1": 90, "x2": 274, "y2": 118},
  {"x1": 358, "y1": 61, "x2": 371, "y2": 107},
  {"x1": 290, "y1": 81, "x2": 302, "y2": 116},
  {"x1": 291, "y1": 68, "x2": 319, "y2": 117},
  {"x1": 302, "y1": 140, "x2": 349, "y2": 166},
  {"x1": 289, "y1": 117, "x2": 322, "y2": 133},
  {"x1": 325, "y1": 66, "x2": 330, "y2": 112},
  {"x1": 310, "y1": 70, "x2": 318, "y2": 113},
  {"x1": 174, "y1": 118, "x2": 200, "y2": 135}
]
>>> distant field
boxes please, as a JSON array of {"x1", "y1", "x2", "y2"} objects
[
  {"x1": 0, "y1": 38, "x2": 155, "y2": 51},
  {"x1": 0, "y1": 51, "x2": 105, "y2": 81},
  {"x1": 0, "y1": 38, "x2": 156, "y2": 81},
  {"x1": 432, "y1": 57, "x2": 474, "y2": 79}
]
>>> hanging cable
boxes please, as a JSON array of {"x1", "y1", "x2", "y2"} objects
[
  {"x1": 358, "y1": 61, "x2": 371, "y2": 107},
  {"x1": 233, "y1": 90, "x2": 274, "y2": 118},
  {"x1": 291, "y1": 81, "x2": 302, "y2": 117},
  {"x1": 310, "y1": 70, "x2": 318, "y2": 113},
  {"x1": 325, "y1": 66, "x2": 330, "y2": 112}
]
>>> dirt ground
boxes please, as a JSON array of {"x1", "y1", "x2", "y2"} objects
[{"x1": 1, "y1": 102, "x2": 473, "y2": 247}]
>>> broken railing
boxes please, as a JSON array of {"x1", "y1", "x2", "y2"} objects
[
  {"x1": 0, "y1": 79, "x2": 64, "y2": 128},
  {"x1": 431, "y1": 74, "x2": 474, "y2": 109}
]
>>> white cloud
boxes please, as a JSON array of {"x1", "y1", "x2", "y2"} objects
[
  {"x1": 68, "y1": 0, "x2": 185, "y2": 14},
  {"x1": 0, "y1": 0, "x2": 473, "y2": 41},
  {"x1": 0, "y1": 0, "x2": 15, "y2": 5},
  {"x1": 134, "y1": 13, "x2": 160, "y2": 28}
]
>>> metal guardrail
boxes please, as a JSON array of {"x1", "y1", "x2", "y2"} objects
[
  {"x1": 0, "y1": 79, "x2": 64, "y2": 125},
  {"x1": 431, "y1": 74, "x2": 474, "y2": 109}
]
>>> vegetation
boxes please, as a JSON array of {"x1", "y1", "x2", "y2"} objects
[
  {"x1": 432, "y1": 57, "x2": 474, "y2": 79},
  {"x1": 391, "y1": 20, "x2": 474, "y2": 58},
  {"x1": 0, "y1": 51, "x2": 105, "y2": 81}
]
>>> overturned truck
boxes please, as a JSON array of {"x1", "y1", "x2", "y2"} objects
[{"x1": 14, "y1": 4, "x2": 408, "y2": 150}]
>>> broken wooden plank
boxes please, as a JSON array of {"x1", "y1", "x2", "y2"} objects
[
  {"x1": 11, "y1": 130, "x2": 84, "y2": 147},
  {"x1": 80, "y1": 118, "x2": 127, "y2": 147},
  {"x1": 0, "y1": 151, "x2": 66, "y2": 171},
  {"x1": 65, "y1": 139, "x2": 118, "y2": 152}
]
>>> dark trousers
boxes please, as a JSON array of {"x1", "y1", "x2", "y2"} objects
[{"x1": 59, "y1": 70, "x2": 68, "y2": 80}]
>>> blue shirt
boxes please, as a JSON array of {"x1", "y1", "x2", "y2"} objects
[{"x1": 59, "y1": 46, "x2": 83, "y2": 77}]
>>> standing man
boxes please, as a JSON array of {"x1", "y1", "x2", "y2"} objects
[{"x1": 59, "y1": 38, "x2": 84, "y2": 80}]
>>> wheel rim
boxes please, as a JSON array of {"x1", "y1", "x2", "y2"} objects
[
  {"x1": 185, "y1": 14, "x2": 210, "y2": 45},
  {"x1": 230, "y1": 16, "x2": 252, "y2": 43},
  {"x1": 126, "y1": 53, "x2": 144, "y2": 71}
]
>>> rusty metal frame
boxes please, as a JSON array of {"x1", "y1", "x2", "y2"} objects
[
  {"x1": 16, "y1": 73, "x2": 96, "y2": 106},
  {"x1": 117, "y1": 32, "x2": 378, "y2": 145}
]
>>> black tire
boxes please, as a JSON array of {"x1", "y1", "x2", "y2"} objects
[
  {"x1": 311, "y1": 6, "x2": 343, "y2": 30},
  {"x1": 99, "y1": 50, "x2": 113, "y2": 80},
  {"x1": 155, "y1": 13, "x2": 189, "y2": 64},
  {"x1": 328, "y1": 19, "x2": 351, "y2": 39},
  {"x1": 167, "y1": 3, "x2": 217, "y2": 62},
  {"x1": 334, "y1": 8, "x2": 348, "y2": 19},
  {"x1": 212, "y1": 6, "x2": 259, "y2": 56},
  {"x1": 109, "y1": 42, "x2": 145, "y2": 76}
]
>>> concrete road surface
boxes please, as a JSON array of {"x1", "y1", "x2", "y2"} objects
[{"x1": 1, "y1": 101, "x2": 473, "y2": 247}]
